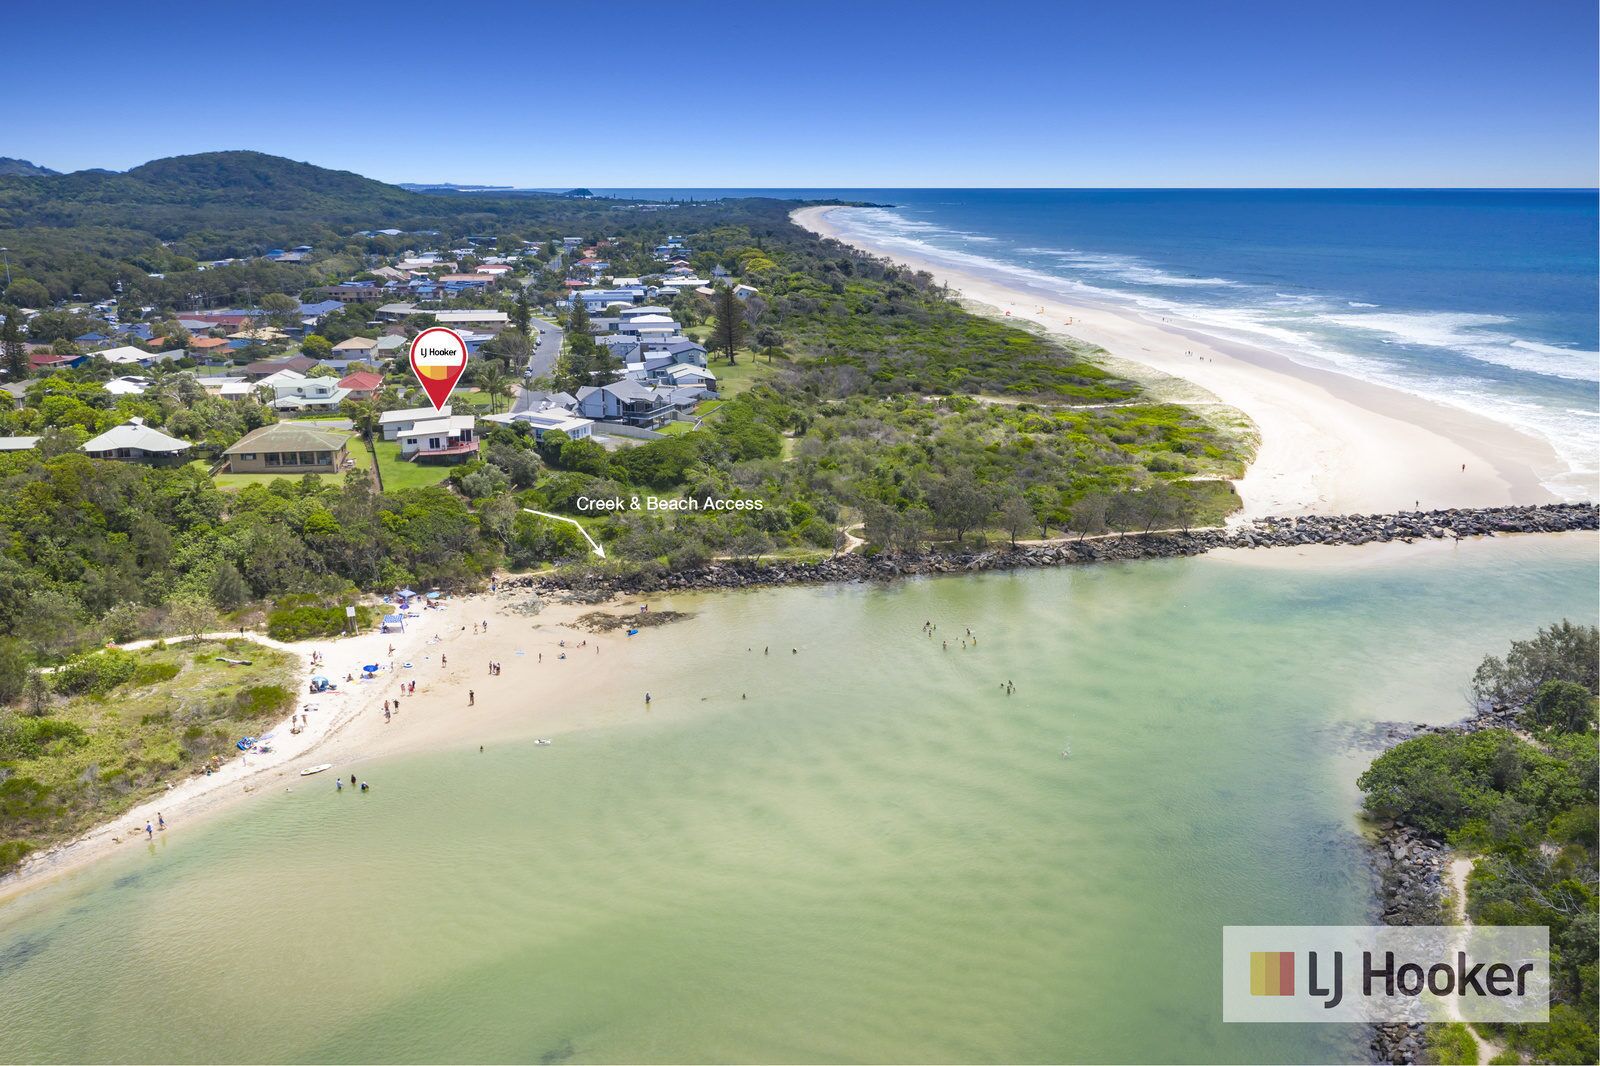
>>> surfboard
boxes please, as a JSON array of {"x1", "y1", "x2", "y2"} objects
[{"x1": 300, "y1": 764, "x2": 333, "y2": 776}]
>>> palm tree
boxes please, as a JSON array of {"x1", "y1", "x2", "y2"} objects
[
  {"x1": 342, "y1": 394, "x2": 389, "y2": 491},
  {"x1": 476, "y1": 362, "x2": 510, "y2": 414}
]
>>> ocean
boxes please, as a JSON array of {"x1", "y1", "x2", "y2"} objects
[
  {"x1": 1, "y1": 535, "x2": 1595, "y2": 1063},
  {"x1": 604, "y1": 187, "x2": 1599, "y2": 498}
]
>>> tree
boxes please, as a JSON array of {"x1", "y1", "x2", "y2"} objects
[
  {"x1": 708, "y1": 285, "x2": 747, "y2": 364},
  {"x1": 512, "y1": 287, "x2": 531, "y2": 334},
  {"x1": 1526, "y1": 680, "x2": 1597, "y2": 735},
  {"x1": 999, "y1": 494, "x2": 1034, "y2": 547},
  {"x1": 210, "y1": 561, "x2": 249, "y2": 610},
  {"x1": 4, "y1": 278, "x2": 50, "y2": 308},
  {"x1": 1472, "y1": 621, "x2": 1598, "y2": 709},
  {"x1": 301, "y1": 334, "x2": 333, "y2": 360},
  {"x1": 166, "y1": 596, "x2": 219, "y2": 641},
  {"x1": 1, "y1": 310, "x2": 26, "y2": 378},
  {"x1": 476, "y1": 362, "x2": 510, "y2": 414},
  {"x1": 259, "y1": 292, "x2": 300, "y2": 327},
  {"x1": 925, "y1": 471, "x2": 992, "y2": 546},
  {"x1": 1067, "y1": 493, "x2": 1110, "y2": 542}
]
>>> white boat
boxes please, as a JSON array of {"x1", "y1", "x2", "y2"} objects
[{"x1": 300, "y1": 763, "x2": 334, "y2": 776}]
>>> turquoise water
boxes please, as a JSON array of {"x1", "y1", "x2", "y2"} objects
[{"x1": 0, "y1": 536, "x2": 1594, "y2": 1063}]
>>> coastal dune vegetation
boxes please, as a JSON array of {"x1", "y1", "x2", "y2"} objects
[{"x1": 1359, "y1": 621, "x2": 1599, "y2": 1065}]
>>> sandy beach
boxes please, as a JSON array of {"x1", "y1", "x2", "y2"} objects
[
  {"x1": 793, "y1": 205, "x2": 1566, "y2": 521},
  {"x1": 0, "y1": 587, "x2": 659, "y2": 903}
]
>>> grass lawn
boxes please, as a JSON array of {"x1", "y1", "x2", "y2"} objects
[
  {"x1": 657, "y1": 420, "x2": 697, "y2": 436},
  {"x1": 0, "y1": 639, "x2": 298, "y2": 873},
  {"x1": 208, "y1": 438, "x2": 370, "y2": 490},
  {"x1": 370, "y1": 439, "x2": 455, "y2": 491},
  {"x1": 705, "y1": 354, "x2": 772, "y2": 396}
]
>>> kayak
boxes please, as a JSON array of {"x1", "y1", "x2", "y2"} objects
[{"x1": 300, "y1": 764, "x2": 333, "y2": 776}]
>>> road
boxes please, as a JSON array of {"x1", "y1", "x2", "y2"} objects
[{"x1": 511, "y1": 317, "x2": 565, "y2": 413}]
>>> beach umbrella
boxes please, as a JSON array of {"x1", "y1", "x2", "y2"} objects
[
  {"x1": 363, "y1": 664, "x2": 379, "y2": 673},
  {"x1": 311, "y1": 675, "x2": 330, "y2": 684},
  {"x1": 426, "y1": 591, "x2": 442, "y2": 599},
  {"x1": 397, "y1": 588, "x2": 417, "y2": 598}
]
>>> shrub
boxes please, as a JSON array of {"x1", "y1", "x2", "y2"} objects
[
  {"x1": 1526, "y1": 679, "x2": 1597, "y2": 735},
  {"x1": 1423, "y1": 1022, "x2": 1478, "y2": 1065},
  {"x1": 266, "y1": 604, "x2": 371, "y2": 641},
  {"x1": 130, "y1": 661, "x2": 182, "y2": 687},
  {"x1": 51, "y1": 650, "x2": 137, "y2": 697},
  {"x1": 234, "y1": 684, "x2": 293, "y2": 719}
]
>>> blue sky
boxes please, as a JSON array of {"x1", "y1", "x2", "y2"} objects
[{"x1": 8, "y1": 0, "x2": 1597, "y2": 187}]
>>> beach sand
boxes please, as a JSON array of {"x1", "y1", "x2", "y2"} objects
[
  {"x1": 0, "y1": 588, "x2": 658, "y2": 903},
  {"x1": 792, "y1": 206, "x2": 1564, "y2": 521}
]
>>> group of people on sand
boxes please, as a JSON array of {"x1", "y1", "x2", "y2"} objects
[{"x1": 144, "y1": 812, "x2": 167, "y2": 840}]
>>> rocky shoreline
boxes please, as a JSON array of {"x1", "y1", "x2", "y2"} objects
[
  {"x1": 509, "y1": 502, "x2": 1595, "y2": 597},
  {"x1": 1363, "y1": 695, "x2": 1530, "y2": 1062}
]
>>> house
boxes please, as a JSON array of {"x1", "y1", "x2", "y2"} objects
[
  {"x1": 483, "y1": 409, "x2": 593, "y2": 441},
  {"x1": 575, "y1": 379, "x2": 674, "y2": 428},
  {"x1": 656, "y1": 363, "x2": 717, "y2": 389},
  {"x1": 397, "y1": 414, "x2": 478, "y2": 462},
  {"x1": 332, "y1": 336, "x2": 380, "y2": 358},
  {"x1": 319, "y1": 283, "x2": 385, "y2": 303},
  {"x1": 187, "y1": 336, "x2": 232, "y2": 357},
  {"x1": 372, "y1": 335, "x2": 407, "y2": 359},
  {"x1": 28, "y1": 351, "x2": 84, "y2": 371},
  {"x1": 733, "y1": 283, "x2": 760, "y2": 301},
  {"x1": 615, "y1": 314, "x2": 679, "y2": 339},
  {"x1": 243, "y1": 355, "x2": 317, "y2": 380},
  {"x1": 338, "y1": 371, "x2": 384, "y2": 400},
  {"x1": 103, "y1": 375, "x2": 150, "y2": 396},
  {"x1": 223, "y1": 423, "x2": 351, "y2": 474},
  {"x1": 97, "y1": 344, "x2": 160, "y2": 367},
  {"x1": 81, "y1": 417, "x2": 192, "y2": 465},
  {"x1": 379, "y1": 404, "x2": 452, "y2": 440},
  {"x1": 0, "y1": 436, "x2": 40, "y2": 452},
  {"x1": 260, "y1": 370, "x2": 351, "y2": 411},
  {"x1": 429, "y1": 309, "x2": 509, "y2": 328},
  {"x1": 197, "y1": 376, "x2": 253, "y2": 398}
]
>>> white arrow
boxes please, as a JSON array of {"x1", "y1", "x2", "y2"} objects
[{"x1": 522, "y1": 508, "x2": 606, "y2": 559}]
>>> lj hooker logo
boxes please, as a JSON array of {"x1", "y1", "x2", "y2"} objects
[{"x1": 1225, "y1": 926, "x2": 1549, "y2": 1023}]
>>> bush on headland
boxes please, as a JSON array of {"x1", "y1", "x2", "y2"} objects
[{"x1": 1359, "y1": 621, "x2": 1598, "y2": 1066}]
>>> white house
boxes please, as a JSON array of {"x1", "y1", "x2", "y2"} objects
[
  {"x1": 260, "y1": 369, "x2": 351, "y2": 411},
  {"x1": 483, "y1": 409, "x2": 594, "y2": 442},
  {"x1": 380, "y1": 404, "x2": 452, "y2": 440},
  {"x1": 81, "y1": 417, "x2": 192, "y2": 464},
  {"x1": 103, "y1": 376, "x2": 150, "y2": 396},
  {"x1": 397, "y1": 414, "x2": 478, "y2": 462}
]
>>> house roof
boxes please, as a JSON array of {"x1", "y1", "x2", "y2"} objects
[
  {"x1": 0, "y1": 436, "x2": 40, "y2": 451},
  {"x1": 339, "y1": 371, "x2": 384, "y2": 391},
  {"x1": 82, "y1": 419, "x2": 191, "y2": 454},
  {"x1": 244, "y1": 356, "x2": 316, "y2": 376},
  {"x1": 188, "y1": 337, "x2": 230, "y2": 349},
  {"x1": 333, "y1": 336, "x2": 379, "y2": 350},
  {"x1": 98, "y1": 345, "x2": 152, "y2": 364},
  {"x1": 225, "y1": 422, "x2": 351, "y2": 455},
  {"x1": 380, "y1": 404, "x2": 451, "y2": 424}
]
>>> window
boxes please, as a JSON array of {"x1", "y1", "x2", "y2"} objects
[
  {"x1": 298, "y1": 452, "x2": 316, "y2": 466},
  {"x1": 240, "y1": 452, "x2": 256, "y2": 461},
  {"x1": 316, "y1": 452, "x2": 332, "y2": 466},
  {"x1": 265, "y1": 453, "x2": 281, "y2": 467}
]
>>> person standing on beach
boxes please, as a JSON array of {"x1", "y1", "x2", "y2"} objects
[
  {"x1": 158, "y1": 813, "x2": 165, "y2": 831},
  {"x1": 145, "y1": 821, "x2": 153, "y2": 840},
  {"x1": 469, "y1": 690, "x2": 475, "y2": 706}
]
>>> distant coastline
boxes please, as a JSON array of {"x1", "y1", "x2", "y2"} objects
[{"x1": 794, "y1": 205, "x2": 1570, "y2": 522}]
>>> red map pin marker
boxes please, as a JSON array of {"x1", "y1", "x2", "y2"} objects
[{"x1": 409, "y1": 326, "x2": 469, "y2": 410}]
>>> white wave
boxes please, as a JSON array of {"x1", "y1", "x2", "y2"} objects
[
  {"x1": 1348, "y1": 301, "x2": 1378, "y2": 308},
  {"x1": 819, "y1": 206, "x2": 1599, "y2": 498},
  {"x1": 1315, "y1": 311, "x2": 1600, "y2": 382}
]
